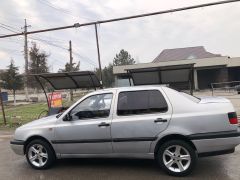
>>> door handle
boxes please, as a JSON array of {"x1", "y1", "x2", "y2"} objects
[
  {"x1": 154, "y1": 118, "x2": 167, "y2": 123},
  {"x1": 98, "y1": 122, "x2": 110, "y2": 127}
]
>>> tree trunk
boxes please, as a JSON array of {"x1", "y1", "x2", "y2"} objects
[{"x1": 13, "y1": 90, "x2": 16, "y2": 106}]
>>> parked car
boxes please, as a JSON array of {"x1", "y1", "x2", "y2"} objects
[
  {"x1": 235, "y1": 85, "x2": 240, "y2": 94},
  {"x1": 10, "y1": 86, "x2": 240, "y2": 176}
]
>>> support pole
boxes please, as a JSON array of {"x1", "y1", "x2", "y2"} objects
[
  {"x1": 94, "y1": 23, "x2": 103, "y2": 84},
  {"x1": 0, "y1": 88, "x2": 6, "y2": 125},
  {"x1": 69, "y1": 40, "x2": 73, "y2": 101},
  {"x1": 23, "y1": 19, "x2": 29, "y2": 101},
  {"x1": 34, "y1": 76, "x2": 50, "y2": 109}
]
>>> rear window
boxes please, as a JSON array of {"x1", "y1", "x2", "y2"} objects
[{"x1": 117, "y1": 90, "x2": 168, "y2": 116}]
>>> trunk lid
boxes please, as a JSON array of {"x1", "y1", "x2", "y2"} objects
[{"x1": 199, "y1": 96, "x2": 231, "y2": 104}]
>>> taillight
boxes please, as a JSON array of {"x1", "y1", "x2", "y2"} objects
[{"x1": 228, "y1": 112, "x2": 238, "y2": 125}]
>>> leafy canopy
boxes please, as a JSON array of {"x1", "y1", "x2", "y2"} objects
[
  {"x1": 1, "y1": 59, "x2": 23, "y2": 92},
  {"x1": 58, "y1": 61, "x2": 80, "y2": 72},
  {"x1": 113, "y1": 49, "x2": 135, "y2": 66}
]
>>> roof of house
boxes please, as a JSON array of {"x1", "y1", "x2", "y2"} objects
[
  {"x1": 113, "y1": 56, "x2": 240, "y2": 75},
  {"x1": 153, "y1": 46, "x2": 221, "y2": 63}
]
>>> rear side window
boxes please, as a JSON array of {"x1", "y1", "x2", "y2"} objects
[{"x1": 117, "y1": 90, "x2": 168, "y2": 116}]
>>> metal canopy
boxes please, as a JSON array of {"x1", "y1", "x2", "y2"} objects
[
  {"x1": 32, "y1": 71, "x2": 102, "y2": 90},
  {"x1": 126, "y1": 64, "x2": 195, "y2": 94}
]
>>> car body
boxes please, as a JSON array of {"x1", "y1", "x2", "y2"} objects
[{"x1": 10, "y1": 85, "x2": 240, "y2": 176}]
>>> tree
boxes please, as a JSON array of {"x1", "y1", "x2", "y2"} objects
[
  {"x1": 28, "y1": 42, "x2": 49, "y2": 89},
  {"x1": 58, "y1": 61, "x2": 80, "y2": 72},
  {"x1": 113, "y1": 49, "x2": 135, "y2": 66},
  {"x1": 1, "y1": 59, "x2": 23, "y2": 105},
  {"x1": 96, "y1": 63, "x2": 114, "y2": 87}
]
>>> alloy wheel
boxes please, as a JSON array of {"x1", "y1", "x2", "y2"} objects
[
  {"x1": 27, "y1": 144, "x2": 48, "y2": 167},
  {"x1": 163, "y1": 145, "x2": 191, "y2": 173}
]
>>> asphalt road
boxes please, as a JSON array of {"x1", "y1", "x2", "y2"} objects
[{"x1": 1, "y1": 132, "x2": 240, "y2": 180}]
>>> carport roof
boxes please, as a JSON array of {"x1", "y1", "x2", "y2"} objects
[{"x1": 31, "y1": 71, "x2": 101, "y2": 90}]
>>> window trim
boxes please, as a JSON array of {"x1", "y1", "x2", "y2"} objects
[
  {"x1": 68, "y1": 92, "x2": 114, "y2": 121},
  {"x1": 116, "y1": 89, "x2": 168, "y2": 117}
]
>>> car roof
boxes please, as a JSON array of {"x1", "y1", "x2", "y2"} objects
[{"x1": 93, "y1": 85, "x2": 168, "y2": 94}]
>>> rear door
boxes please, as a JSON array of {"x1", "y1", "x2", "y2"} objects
[{"x1": 111, "y1": 88, "x2": 172, "y2": 153}]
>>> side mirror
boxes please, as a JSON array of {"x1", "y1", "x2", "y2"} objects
[{"x1": 63, "y1": 113, "x2": 72, "y2": 121}]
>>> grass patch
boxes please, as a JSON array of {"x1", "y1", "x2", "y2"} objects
[
  {"x1": 0, "y1": 103, "x2": 48, "y2": 129},
  {"x1": 0, "y1": 93, "x2": 86, "y2": 129}
]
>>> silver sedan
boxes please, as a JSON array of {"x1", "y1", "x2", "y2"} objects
[{"x1": 10, "y1": 86, "x2": 240, "y2": 176}]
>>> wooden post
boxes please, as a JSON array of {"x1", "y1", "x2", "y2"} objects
[{"x1": 0, "y1": 88, "x2": 6, "y2": 125}]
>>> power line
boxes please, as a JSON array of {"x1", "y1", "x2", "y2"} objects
[
  {"x1": 0, "y1": 25, "x2": 19, "y2": 33},
  {"x1": 0, "y1": 0, "x2": 239, "y2": 38},
  {"x1": 29, "y1": 36, "x2": 97, "y2": 67},
  {"x1": 37, "y1": 0, "x2": 94, "y2": 21},
  {"x1": 0, "y1": 22, "x2": 21, "y2": 32},
  {"x1": 72, "y1": 51, "x2": 97, "y2": 67},
  {"x1": 38, "y1": 0, "x2": 72, "y2": 13},
  {"x1": 29, "y1": 36, "x2": 68, "y2": 50}
]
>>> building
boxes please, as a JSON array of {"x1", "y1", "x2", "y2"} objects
[{"x1": 113, "y1": 46, "x2": 240, "y2": 90}]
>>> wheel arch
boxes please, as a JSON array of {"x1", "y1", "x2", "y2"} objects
[
  {"x1": 154, "y1": 134, "x2": 197, "y2": 157},
  {"x1": 24, "y1": 135, "x2": 56, "y2": 156}
]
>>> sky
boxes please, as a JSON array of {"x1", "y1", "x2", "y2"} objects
[{"x1": 0, "y1": 0, "x2": 240, "y2": 73}]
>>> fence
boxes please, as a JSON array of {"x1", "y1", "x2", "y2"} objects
[{"x1": 211, "y1": 81, "x2": 240, "y2": 96}]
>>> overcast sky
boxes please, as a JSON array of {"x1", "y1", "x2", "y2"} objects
[{"x1": 0, "y1": 0, "x2": 240, "y2": 73}]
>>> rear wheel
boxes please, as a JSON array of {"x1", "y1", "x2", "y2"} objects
[
  {"x1": 156, "y1": 140, "x2": 197, "y2": 176},
  {"x1": 26, "y1": 139, "x2": 55, "y2": 169}
]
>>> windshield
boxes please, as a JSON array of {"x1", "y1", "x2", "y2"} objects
[{"x1": 181, "y1": 92, "x2": 201, "y2": 103}]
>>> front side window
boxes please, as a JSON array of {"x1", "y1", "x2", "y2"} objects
[
  {"x1": 70, "y1": 93, "x2": 113, "y2": 120},
  {"x1": 117, "y1": 90, "x2": 168, "y2": 116}
]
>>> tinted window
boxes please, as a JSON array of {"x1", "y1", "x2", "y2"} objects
[
  {"x1": 117, "y1": 90, "x2": 168, "y2": 116},
  {"x1": 70, "y1": 93, "x2": 113, "y2": 120}
]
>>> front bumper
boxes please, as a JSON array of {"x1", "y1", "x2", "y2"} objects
[{"x1": 10, "y1": 140, "x2": 25, "y2": 155}]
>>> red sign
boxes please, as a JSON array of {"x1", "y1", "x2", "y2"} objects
[{"x1": 48, "y1": 92, "x2": 62, "y2": 108}]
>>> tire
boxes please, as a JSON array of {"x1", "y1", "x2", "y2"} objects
[
  {"x1": 156, "y1": 140, "x2": 197, "y2": 177},
  {"x1": 26, "y1": 139, "x2": 56, "y2": 169}
]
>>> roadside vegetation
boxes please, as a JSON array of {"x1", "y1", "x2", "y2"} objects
[{"x1": 0, "y1": 103, "x2": 48, "y2": 129}]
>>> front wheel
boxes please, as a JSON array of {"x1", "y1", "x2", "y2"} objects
[
  {"x1": 156, "y1": 140, "x2": 197, "y2": 176},
  {"x1": 26, "y1": 139, "x2": 56, "y2": 169}
]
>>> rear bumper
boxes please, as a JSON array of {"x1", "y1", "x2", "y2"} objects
[
  {"x1": 190, "y1": 130, "x2": 240, "y2": 155},
  {"x1": 198, "y1": 148, "x2": 235, "y2": 157},
  {"x1": 10, "y1": 140, "x2": 25, "y2": 155}
]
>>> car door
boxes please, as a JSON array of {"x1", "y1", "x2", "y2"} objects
[
  {"x1": 111, "y1": 88, "x2": 172, "y2": 153},
  {"x1": 54, "y1": 91, "x2": 115, "y2": 155}
]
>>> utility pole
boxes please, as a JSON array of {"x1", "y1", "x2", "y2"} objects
[
  {"x1": 0, "y1": 87, "x2": 6, "y2": 125},
  {"x1": 23, "y1": 19, "x2": 30, "y2": 101},
  {"x1": 69, "y1": 40, "x2": 73, "y2": 101},
  {"x1": 94, "y1": 23, "x2": 103, "y2": 84}
]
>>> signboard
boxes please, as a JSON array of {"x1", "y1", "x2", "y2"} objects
[
  {"x1": 0, "y1": 92, "x2": 8, "y2": 102},
  {"x1": 48, "y1": 92, "x2": 62, "y2": 108}
]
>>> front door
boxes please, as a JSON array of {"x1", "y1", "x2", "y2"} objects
[
  {"x1": 111, "y1": 89, "x2": 172, "y2": 153},
  {"x1": 54, "y1": 92, "x2": 114, "y2": 154}
]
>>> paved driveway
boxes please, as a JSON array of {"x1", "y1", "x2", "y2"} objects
[{"x1": 1, "y1": 132, "x2": 240, "y2": 180}]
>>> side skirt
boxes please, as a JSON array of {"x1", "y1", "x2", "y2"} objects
[{"x1": 57, "y1": 153, "x2": 154, "y2": 159}]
